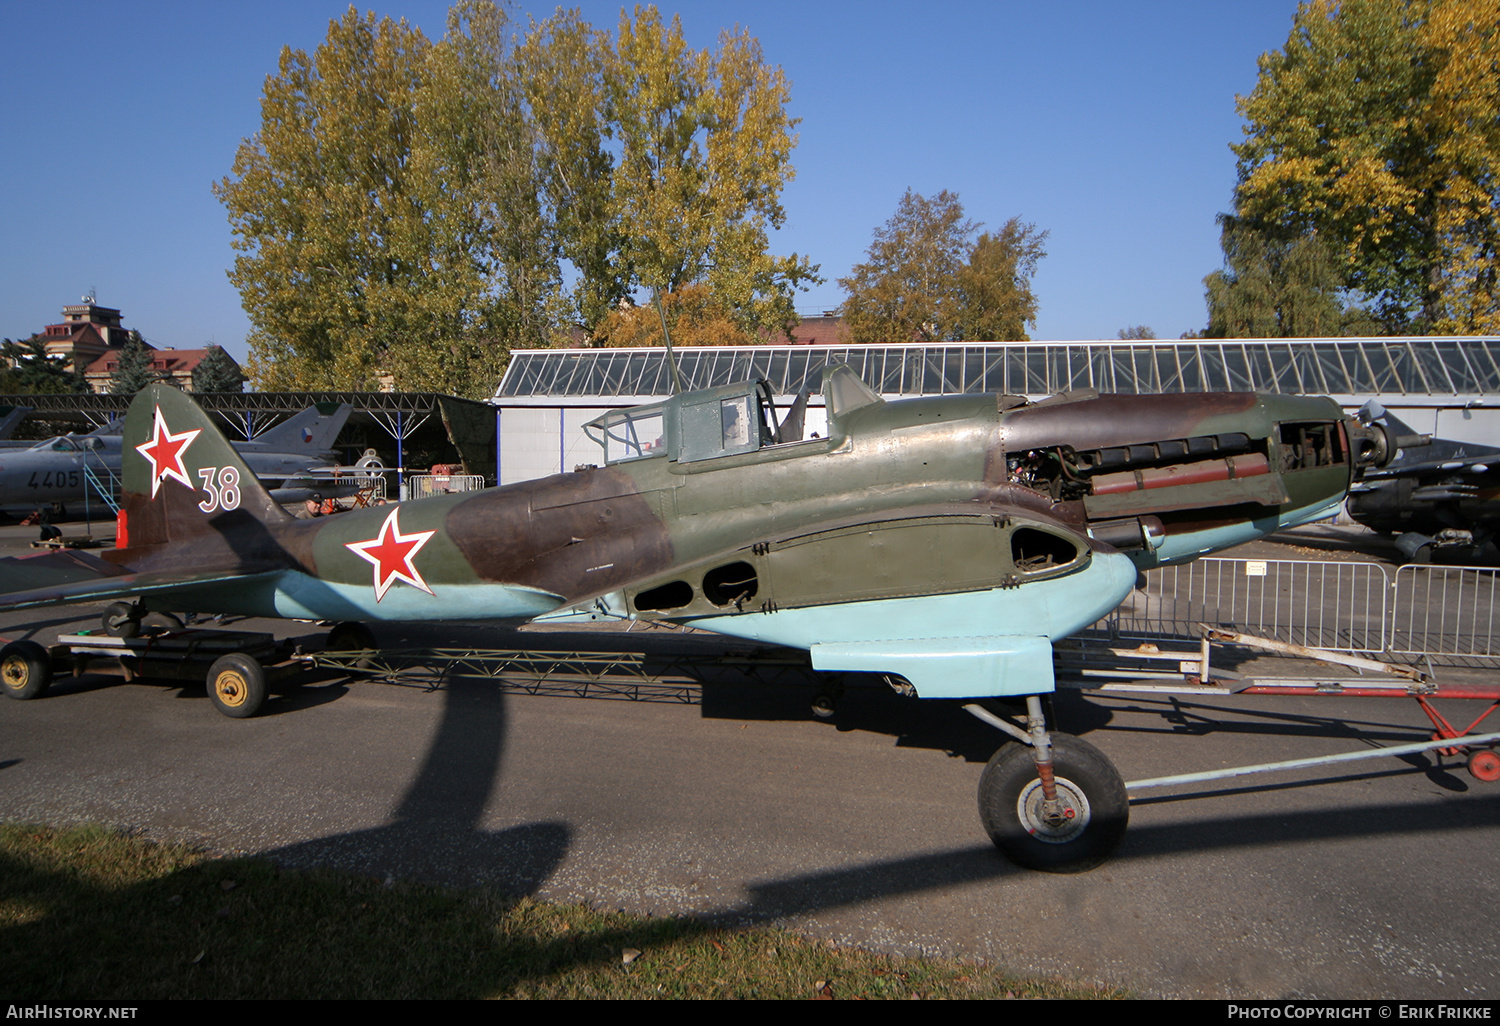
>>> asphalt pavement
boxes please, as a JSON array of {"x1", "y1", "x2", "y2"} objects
[{"x1": 0, "y1": 519, "x2": 1496, "y2": 999}]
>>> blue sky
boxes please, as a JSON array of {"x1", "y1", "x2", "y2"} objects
[{"x1": 1, "y1": 1, "x2": 1305, "y2": 363}]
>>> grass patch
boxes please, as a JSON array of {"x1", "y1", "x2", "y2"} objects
[{"x1": 0, "y1": 823, "x2": 1125, "y2": 999}]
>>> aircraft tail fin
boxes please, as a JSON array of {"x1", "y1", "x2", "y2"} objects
[
  {"x1": 116, "y1": 384, "x2": 292, "y2": 553},
  {"x1": 0, "y1": 405, "x2": 31, "y2": 440},
  {"x1": 252, "y1": 402, "x2": 351, "y2": 453}
]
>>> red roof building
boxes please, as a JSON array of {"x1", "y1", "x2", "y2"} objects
[
  {"x1": 36, "y1": 300, "x2": 135, "y2": 370},
  {"x1": 84, "y1": 346, "x2": 239, "y2": 393}
]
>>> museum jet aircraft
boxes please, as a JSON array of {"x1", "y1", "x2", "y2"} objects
[
  {"x1": 1346, "y1": 404, "x2": 1500, "y2": 565},
  {"x1": 0, "y1": 372, "x2": 1399, "y2": 869},
  {"x1": 0, "y1": 402, "x2": 353, "y2": 515}
]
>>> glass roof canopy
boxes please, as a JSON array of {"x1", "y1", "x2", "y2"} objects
[{"x1": 496, "y1": 338, "x2": 1500, "y2": 405}]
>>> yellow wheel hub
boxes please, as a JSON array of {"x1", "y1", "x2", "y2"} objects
[
  {"x1": 2, "y1": 659, "x2": 27, "y2": 690},
  {"x1": 214, "y1": 671, "x2": 248, "y2": 707}
]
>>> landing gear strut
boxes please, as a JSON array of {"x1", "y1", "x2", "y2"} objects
[{"x1": 970, "y1": 696, "x2": 1128, "y2": 872}]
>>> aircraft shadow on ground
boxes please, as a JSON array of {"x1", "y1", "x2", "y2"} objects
[
  {"x1": 7, "y1": 663, "x2": 1497, "y2": 1000},
  {"x1": 1264, "y1": 526, "x2": 1397, "y2": 559},
  {"x1": 261, "y1": 668, "x2": 1500, "y2": 904},
  {"x1": 264, "y1": 673, "x2": 1498, "y2": 994}
]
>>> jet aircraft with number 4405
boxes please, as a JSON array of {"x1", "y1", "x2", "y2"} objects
[{"x1": 0, "y1": 371, "x2": 1400, "y2": 870}]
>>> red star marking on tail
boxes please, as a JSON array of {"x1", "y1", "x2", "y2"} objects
[
  {"x1": 344, "y1": 508, "x2": 437, "y2": 602},
  {"x1": 134, "y1": 407, "x2": 202, "y2": 499}
]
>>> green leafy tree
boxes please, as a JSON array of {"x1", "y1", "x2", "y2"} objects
[
  {"x1": 190, "y1": 345, "x2": 245, "y2": 393},
  {"x1": 594, "y1": 6, "x2": 818, "y2": 341},
  {"x1": 840, "y1": 190, "x2": 1046, "y2": 343},
  {"x1": 218, "y1": 3, "x2": 816, "y2": 392},
  {"x1": 109, "y1": 334, "x2": 164, "y2": 396},
  {"x1": 955, "y1": 221, "x2": 1047, "y2": 341},
  {"x1": 1117, "y1": 325, "x2": 1157, "y2": 340},
  {"x1": 0, "y1": 337, "x2": 92, "y2": 394},
  {"x1": 216, "y1": 8, "x2": 496, "y2": 395},
  {"x1": 1229, "y1": 0, "x2": 1500, "y2": 333},
  {"x1": 1204, "y1": 219, "x2": 1357, "y2": 337},
  {"x1": 515, "y1": 9, "x2": 627, "y2": 333}
]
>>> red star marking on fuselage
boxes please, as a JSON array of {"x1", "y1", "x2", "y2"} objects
[
  {"x1": 344, "y1": 507, "x2": 437, "y2": 602},
  {"x1": 134, "y1": 407, "x2": 202, "y2": 499}
]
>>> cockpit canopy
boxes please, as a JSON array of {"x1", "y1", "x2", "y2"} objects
[{"x1": 585, "y1": 364, "x2": 884, "y2": 467}]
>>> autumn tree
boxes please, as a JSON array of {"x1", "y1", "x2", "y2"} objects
[
  {"x1": 218, "y1": 3, "x2": 815, "y2": 390},
  {"x1": 217, "y1": 6, "x2": 527, "y2": 397},
  {"x1": 601, "y1": 7, "x2": 818, "y2": 342},
  {"x1": 217, "y1": 9, "x2": 445, "y2": 391},
  {"x1": 839, "y1": 190, "x2": 1046, "y2": 344},
  {"x1": 1228, "y1": 0, "x2": 1500, "y2": 334},
  {"x1": 955, "y1": 222, "x2": 1048, "y2": 341},
  {"x1": 593, "y1": 285, "x2": 757, "y2": 347}
]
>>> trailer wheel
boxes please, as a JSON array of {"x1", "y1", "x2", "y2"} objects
[
  {"x1": 1468, "y1": 748, "x2": 1500, "y2": 784},
  {"x1": 103, "y1": 602, "x2": 140, "y2": 639},
  {"x1": 0, "y1": 641, "x2": 52, "y2": 700},
  {"x1": 978, "y1": 733, "x2": 1128, "y2": 873},
  {"x1": 325, "y1": 622, "x2": 376, "y2": 673},
  {"x1": 206, "y1": 653, "x2": 267, "y2": 719},
  {"x1": 141, "y1": 612, "x2": 185, "y2": 633}
]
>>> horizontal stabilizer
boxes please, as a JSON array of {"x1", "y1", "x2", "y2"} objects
[{"x1": 0, "y1": 548, "x2": 283, "y2": 614}]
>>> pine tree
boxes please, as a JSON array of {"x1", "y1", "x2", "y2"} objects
[
  {"x1": 191, "y1": 345, "x2": 245, "y2": 393},
  {"x1": 109, "y1": 334, "x2": 163, "y2": 396},
  {"x1": 0, "y1": 337, "x2": 92, "y2": 394}
]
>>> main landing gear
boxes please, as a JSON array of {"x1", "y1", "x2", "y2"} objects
[{"x1": 968, "y1": 696, "x2": 1129, "y2": 872}]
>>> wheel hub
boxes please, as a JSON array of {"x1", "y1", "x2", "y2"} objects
[
  {"x1": 215, "y1": 672, "x2": 247, "y2": 707},
  {"x1": 1017, "y1": 775, "x2": 1092, "y2": 843}
]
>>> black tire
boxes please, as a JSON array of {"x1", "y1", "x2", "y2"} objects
[
  {"x1": 141, "y1": 611, "x2": 185, "y2": 633},
  {"x1": 324, "y1": 621, "x2": 376, "y2": 672},
  {"x1": 0, "y1": 640, "x2": 52, "y2": 701},
  {"x1": 978, "y1": 732, "x2": 1128, "y2": 873},
  {"x1": 206, "y1": 653, "x2": 267, "y2": 719},
  {"x1": 103, "y1": 601, "x2": 140, "y2": 639}
]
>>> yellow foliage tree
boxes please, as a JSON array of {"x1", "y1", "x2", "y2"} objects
[
  {"x1": 1231, "y1": 0, "x2": 1500, "y2": 333},
  {"x1": 593, "y1": 285, "x2": 757, "y2": 348}
]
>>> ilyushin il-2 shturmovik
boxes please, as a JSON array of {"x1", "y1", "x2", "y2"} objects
[{"x1": 0, "y1": 367, "x2": 1402, "y2": 870}]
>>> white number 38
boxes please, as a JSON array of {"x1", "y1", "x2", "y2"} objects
[{"x1": 197, "y1": 466, "x2": 242, "y2": 512}]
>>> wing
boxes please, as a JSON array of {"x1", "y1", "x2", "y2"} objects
[
  {"x1": 0, "y1": 548, "x2": 283, "y2": 615},
  {"x1": 553, "y1": 503, "x2": 1139, "y2": 699}
]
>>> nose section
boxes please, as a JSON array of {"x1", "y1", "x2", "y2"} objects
[{"x1": 1346, "y1": 411, "x2": 1431, "y2": 472}]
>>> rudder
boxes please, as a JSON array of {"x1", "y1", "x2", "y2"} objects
[{"x1": 117, "y1": 384, "x2": 291, "y2": 550}]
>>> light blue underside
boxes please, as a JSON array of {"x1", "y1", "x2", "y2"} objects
[
  {"x1": 158, "y1": 571, "x2": 563, "y2": 623},
  {"x1": 1134, "y1": 494, "x2": 1345, "y2": 570},
  {"x1": 687, "y1": 549, "x2": 1139, "y2": 698}
]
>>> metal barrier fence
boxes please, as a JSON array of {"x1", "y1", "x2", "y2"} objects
[
  {"x1": 1110, "y1": 557, "x2": 1391, "y2": 654},
  {"x1": 1104, "y1": 557, "x2": 1500, "y2": 662},
  {"x1": 405, "y1": 473, "x2": 487, "y2": 500},
  {"x1": 1390, "y1": 564, "x2": 1500, "y2": 659}
]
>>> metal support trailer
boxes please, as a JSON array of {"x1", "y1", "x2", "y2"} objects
[
  {"x1": 0, "y1": 628, "x2": 314, "y2": 719},
  {"x1": 1031, "y1": 628, "x2": 1500, "y2": 787}
]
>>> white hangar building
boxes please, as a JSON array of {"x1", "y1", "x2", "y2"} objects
[{"x1": 489, "y1": 337, "x2": 1500, "y2": 486}]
